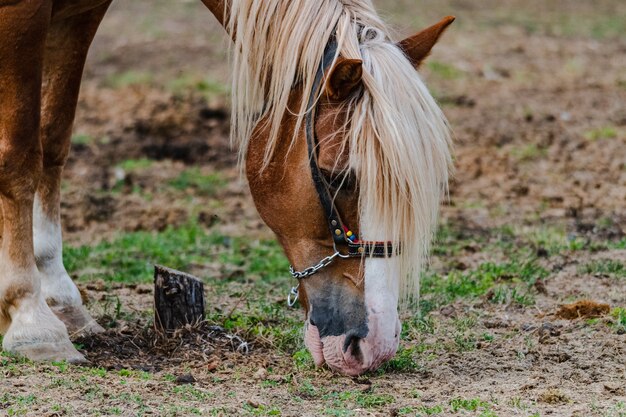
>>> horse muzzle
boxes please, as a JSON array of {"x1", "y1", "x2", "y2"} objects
[{"x1": 304, "y1": 313, "x2": 401, "y2": 376}]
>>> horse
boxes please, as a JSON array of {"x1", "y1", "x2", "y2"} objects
[{"x1": 0, "y1": 0, "x2": 453, "y2": 376}]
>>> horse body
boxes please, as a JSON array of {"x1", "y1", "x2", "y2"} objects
[{"x1": 0, "y1": 0, "x2": 453, "y2": 375}]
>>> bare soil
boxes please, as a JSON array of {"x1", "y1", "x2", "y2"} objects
[{"x1": 1, "y1": 0, "x2": 625, "y2": 416}]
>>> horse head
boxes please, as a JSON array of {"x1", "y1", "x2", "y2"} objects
[{"x1": 205, "y1": 0, "x2": 454, "y2": 376}]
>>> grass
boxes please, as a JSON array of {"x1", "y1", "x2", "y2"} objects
[
  {"x1": 115, "y1": 158, "x2": 155, "y2": 172},
  {"x1": 104, "y1": 70, "x2": 154, "y2": 89},
  {"x1": 168, "y1": 168, "x2": 226, "y2": 195},
  {"x1": 579, "y1": 260, "x2": 626, "y2": 278},
  {"x1": 509, "y1": 144, "x2": 547, "y2": 162},
  {"x1": 427, "y1": 60, "x2": 463, "y2": 80},
  {"x1": 5, "y1": 209, "x2": 624, "y2": 416},
  {"x1": 611, "y1": 308, "x2": 626, "y2": 333},
  {"x1": 166, "y1": 74, "x2": 230, "y2": 98},
  {"x1": 71, "y1": 133, "x2": 96, "y2": 146},
  {"x1": 0, "y1": 393, "x2": 37, "y2": 416},
  {"x1": 64, "y1": 221, "x2": 289, "y2": 284},
  {"x1": 584, "y1": 126, "x2": 619, "y2": 141},
  {"x1": 420, "y1": 258, "x2": 547, "y2": 314}
]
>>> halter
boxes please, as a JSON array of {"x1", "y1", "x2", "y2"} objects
[{"x1": 287, "y1": 36, "x2": 397, "y2": 306}]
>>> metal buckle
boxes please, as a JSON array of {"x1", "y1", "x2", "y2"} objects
[{"x1": 287, "y1": 284, "x2": 300, "y2": 307}]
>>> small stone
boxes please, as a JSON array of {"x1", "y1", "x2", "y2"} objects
[
  {"x1": 135, "y1": 285, "x2": 152, "y2": 294},
  {"x1": 247, "y1": 400, "x2": 260, "y2": 408},
  {"x1": 534, "y1": 279, "x2": 548, "y2": 294},
  {"x1": 440, "y1": 305, "x2": 456, "y2": 318},
  {"x1": 175, "y1": 374, "x2": 196, "y2": 385},
  {"x1": 253, "y1": 367, "x2": 268, "y2": 380},
  {"x1": 267, "y1": 374, "x2": 285, "y2": 383},
  {"x1": 604, "y1": 383, "x2": 623, "y2": 394},
  {"x1": 206, "y1": 360, "x2": 220, "y2": 372}
]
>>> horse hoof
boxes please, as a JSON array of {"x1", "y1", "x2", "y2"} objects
[
  {"x1": 51, "y1": 304, "x2": 105, "y2": 338},
  {"x1": 7, "y1": 340, "x2": 87, "y2": 364}
]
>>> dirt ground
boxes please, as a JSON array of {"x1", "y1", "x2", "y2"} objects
[{"x1": 1, "y1": 0, "x2": 625, "y2": 416}]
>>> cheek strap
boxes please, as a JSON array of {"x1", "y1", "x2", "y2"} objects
[{"x1": 305, "y1": 36, "x2": 397, "y2": 260}]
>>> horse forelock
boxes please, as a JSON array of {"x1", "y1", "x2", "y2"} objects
[{"x1": 229, "y1": 0, "x2": 453, "y2": 305}]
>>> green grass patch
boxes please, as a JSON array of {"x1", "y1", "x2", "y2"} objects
[
  {"x1": 421, "y1": 258, "x2": 546, "y2": 314},
  {"x1": 418, "y1": 405, "x2": 444, "y2": 415},
  {"x1": 71, "y1": 133, "x2": 96, "y2": 146},
  {"x1": 584, "y1": 126, "x2": 619, "y2": 141},
  {"x1": 115, "y1": 158, "x2": 155, "y2": 172},
  {"x1": 427, "y1": 61, "x2": 463, "y2": 80},
  {"x1": 322, "y1": 391, "x2": 395, "y2": 410},
  {"x1": 449, "y1": 397, "x2": 490, "y2": 412},
  {"x1": 292, "y1": 349, "x2": 315, "y2": 371},
  {"x1": 611, "y1": 308, "x2": 626, "y2": 333},
  {"x1": 0, "y1": 393, "x2": 37, "y2": 416},
  {"x1": 64, "y1": 222, "x2": 288, "y2": 284},
  {"x1": 167, "y1": 74, "x2": 230, "y2": 98},
  {"x1": 168, "y1": 168, "x2": 226, "y2": 195},
  {"x1": 105, "y1": 70, "x2": 153, "y2": 89},
  {"x1": 208, "y1": 303, "x2": 302, "y2": 353},
  {"x1": 509, "y1": 144, "x2": 547, "y2": 162},
  {"x1": 579, "y1": 259, "x2": 626, "y2": 278},
  {"x1": 432, "y1": 223, "x2": 486, "y2": 257},
  {"x1": 378, "y1": 343, "x2": 433, "y2": 373},
  {"x1": 609, "y1": 239, "x2": 626, "y2": 250},
  {"x1": 243, "y1": 403, "x2": 282, "y2": 416},
  {"x1": 517, "y1": 225, "x2": 586, "y2": 256}
]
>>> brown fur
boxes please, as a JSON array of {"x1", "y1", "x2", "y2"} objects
[
  {"x1": 246, "y1": 88, "x2": 364, "y2": 312},
  {"x1": 2, "y1": 283, "x2": 34, "y2": 310}
]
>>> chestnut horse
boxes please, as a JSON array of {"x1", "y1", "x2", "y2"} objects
[{"x1": 0, "y1": 0, "x2": 452, "y2": 376}]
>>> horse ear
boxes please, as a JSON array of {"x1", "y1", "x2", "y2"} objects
[
  {"x1": 200, "y1": 0, "x2": 229, "y2": 27},
  {"x1": 325, "y1": 58, "x2": 363, "y2": 101},
  {"x1": 398, "y1": 16, "x2": 455, "y2": 69}
]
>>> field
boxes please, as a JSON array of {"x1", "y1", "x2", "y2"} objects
[{"x1": 1, "y1": 0, "x2": 626, "y2": 416}]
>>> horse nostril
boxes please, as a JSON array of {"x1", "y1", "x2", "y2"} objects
[{"x1": 342, "y1": 331, "x2": 362, "y2": 354}]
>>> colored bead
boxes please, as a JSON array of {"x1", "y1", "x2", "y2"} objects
[
  {"x1": 335, "y1": 229, "x2": 342, "y2": 236},
  {"x1": 357, "y1": 247, "x2": 365, "y2": 254},
  {"x1": 346, "y1": 231, "x2": 353, "y2": 238},
  {"x1": 331, "y1": 220, "x2": 338, "y2": 226},
  {"x1": 349, "y1": 235, "x2": 356, "y2": 242}
]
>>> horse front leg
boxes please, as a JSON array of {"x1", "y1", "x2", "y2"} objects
[
  {"x1": 0, "y1": 0, "x2": 84, "y2": 362},
  {"x1": 35, "y1": 2, "x2": 112, "y2": 338}
]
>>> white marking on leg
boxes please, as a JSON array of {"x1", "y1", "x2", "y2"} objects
[
  {"x1": 33, "y1": 194, "x2": 82, "y2": 306},
  {"x1": 0, "y1": 255, "x2": 77, "y2": 360}
]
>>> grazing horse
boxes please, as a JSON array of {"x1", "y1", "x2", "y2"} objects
[{"x1": 0, "y1": 0, "x2": 452, "y2": 376}]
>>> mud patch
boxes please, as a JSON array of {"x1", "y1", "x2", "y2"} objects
[
  {"x1": 556, "y1": 300, "x2": 611, "y2": 320},
  {"x1": 77, "y1": 321, "x2": 250, "y2": 373}
]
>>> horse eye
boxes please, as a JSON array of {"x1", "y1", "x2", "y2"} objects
[{"x1": 321, "y1": 169, "x2": 357, "y2": 191}]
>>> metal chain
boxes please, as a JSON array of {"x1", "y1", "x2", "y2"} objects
[
  {"x1": 289, "y1": 251, "x2": 341, "y2": 279},
  {"x1": 287, "y1": 251, "x2": 342, "y2": 307}
]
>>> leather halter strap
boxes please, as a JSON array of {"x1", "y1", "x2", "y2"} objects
[{"x1": 305, "y1": 37, "x2": 395, "y2": 259}]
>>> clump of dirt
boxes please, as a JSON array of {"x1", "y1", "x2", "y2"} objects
[
  {"x1": 539, "y1": 388, "x2": 570, "y2": 405},
  {"x1": 77, "y1": 321, "x2": 250, "y2": 372},
  {"x1": 555, "y1": 300, "x2": 611, "y2": 320}
]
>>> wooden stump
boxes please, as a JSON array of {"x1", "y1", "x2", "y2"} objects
[{"x1": 154, "y1": 265, "x2": 205, "y2": 334}]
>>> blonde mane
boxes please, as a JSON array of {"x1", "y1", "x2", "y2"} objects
[{"x1": 228, "y1": 0, "x2": 453, "y2": 303}]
